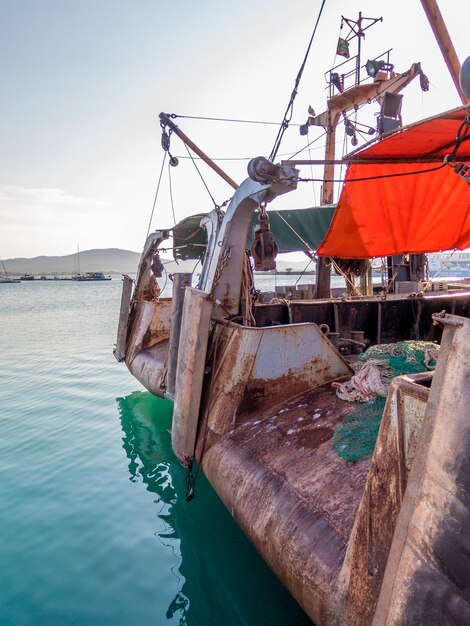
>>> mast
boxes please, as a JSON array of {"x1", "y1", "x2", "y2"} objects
[
  {"x1": 159, "y1": 113, "x2": 238, "y2": 190},
  {"x1": 420, "y1": 0, "x2": 469, "y2": 105},
  {"x1": 315, "y1": 111, "x2": 339, "y2": 298},
  {"x1": 304, "y1": 14, "x2": 426, "y2": 298},
  {"x1": 1, "y1": 258, "x2": 9, "y2": 276},
  {"x1": 77, "y1": 244, "x2": 81, "y2": 276},
  {"x1": 315, "y1": 13, "x2": 382, "y2": 298}
]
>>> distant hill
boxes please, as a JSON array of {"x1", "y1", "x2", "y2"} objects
[
  {"x1": 2, "y1": 248, "x2": 142, "y2": 275},
  {"x1": 2, "y1": 248, "x2": 202, "y2": 276},
  {"x1": 2, "y1": 248, "x2": 313, "y2": 277}
]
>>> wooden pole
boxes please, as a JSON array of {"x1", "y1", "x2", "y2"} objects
[
  {"x1": 166, "y1": 273, "x2": 193, "y2": 398},
  {"x1": 315, "y1": 111, "x2": 340, "y2": 299},
  {"x1": 159, "y1": 113, "x2": 239, "y2": 190},
  {"x1": 420, "y1": 0, "x2": 469, "y2": 105}
]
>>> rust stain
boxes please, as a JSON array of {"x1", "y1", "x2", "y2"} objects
[
  {"x1": 238, "y1": 368, "x2": 335, "y2": 421},
  {"x1": 201, "y1": 382, "x2": 371, "y2": 625},
  {"x1": 284, "y1": 426, "x2": 333, "y2": 449},
  {"x1": 339, "y1": 375, "x2": 429, "y2": 625}
]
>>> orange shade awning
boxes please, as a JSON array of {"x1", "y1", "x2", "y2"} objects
[{"x1": 317, "y1": 107, "x2": 470, "y2": 258}]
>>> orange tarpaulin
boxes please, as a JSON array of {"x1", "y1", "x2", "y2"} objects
[{"x1": 317, "y1": 107, "x2": 470, "y2": 258}]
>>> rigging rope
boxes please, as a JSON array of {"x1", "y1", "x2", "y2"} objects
[
  {"x1": 146, "y1": 152, "x2": 168, "y2": 238},
  {"x1": 288, "y1": 127, "x2": 329, "y2": 159},
  {"x1": 168, "y1": 161, "x2": 177, "y2": 225},
  {"x1": 269, "y1": 0, "x2": 327, "y2": 162},
  {"x1": 183, "y1": 142, "x2": 219, "y2": 209},
  {"x1": 298, "y1": 162, "x2": 447, "y2": 184},
  {"x1": 329, "y1": 257, "x2": 361, "y2": 295},
  {"x1": 171, "y1": 113, "x2": 301, "y2": 126},
  {"x1": 273, "y1": 210, "x2": 316, "y2": 257},
  {"x1": 294, "y1": 258, "x2": 314, "y2": 286}
]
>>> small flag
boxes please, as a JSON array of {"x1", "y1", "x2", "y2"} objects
[{"x1": 336, "y1": 38, "x2": 350, "y2": 58}]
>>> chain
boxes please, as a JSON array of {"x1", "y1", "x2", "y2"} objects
[
  {"x1": 258, "y1": 201, "x2": 268, "y2": 220},
  {"x1": 185, "y1": 461, "x2": 196, "y2": 502},
  {"x1": 210, "y1": 246, "x2": 232, "y2": 297}
]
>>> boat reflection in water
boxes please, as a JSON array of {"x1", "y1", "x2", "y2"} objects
[{"x1": 116, "y1": 390, "x2": 312, "y2": 626}]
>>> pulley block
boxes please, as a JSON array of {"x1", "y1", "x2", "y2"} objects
[
  {"x1": 250, "y1": 213, "x2": 278, "y2": 271},
  {"x1": 152, "y1": 252, "x2": 164, "y2": 278}
]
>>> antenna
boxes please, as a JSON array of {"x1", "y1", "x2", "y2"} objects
[{"x1": 340, "y1": 12, "x2": 383, "y2": 86}]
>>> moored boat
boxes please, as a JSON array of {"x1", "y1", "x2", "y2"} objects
[
  {"x1": 0, "y1": 275, "x2": 21, "y2": 284},
  {"x1": 72, "y1": 271, "x2": 111, "y2": 281},
  {"x1": 0, "y1": 258, "x2": 21, "y2": 283},
  {"x1": 115, "y1": 5, "x2": 470, "y2": 624}
]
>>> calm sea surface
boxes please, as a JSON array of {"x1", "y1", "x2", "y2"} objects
[{"x1": 0, "y1": 279, "x2": 312, "y2": 626}]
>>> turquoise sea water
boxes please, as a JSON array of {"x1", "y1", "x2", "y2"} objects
[{"x1": 0, "y1": 279, "x2": 312, "y2": 626}]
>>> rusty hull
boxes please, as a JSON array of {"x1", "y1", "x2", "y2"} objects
[
  {"x1": 125, "y1": 298, "x2": 172, "y2": 398},
  {"x1": 171, "y1": 288, "x2": 213, "y2": 465},
  {"x1": 197, "y1": 318, "x2": 353, "y2": 440},
  {"x1": 201, "y1": 384, "x2": 371, "y2": 624},
  {"x1": 336, "y1": 373, "x2": 431, "y2": 625},
  {"x1": 118, "y1": 248, "x2": 470, "y2": 624},
  {"x1": 198, "y1": 364, "x2": 440, "y2": 624},
  {"x1": 373, "y1": 313, "x2": 470, "y2": 625}
]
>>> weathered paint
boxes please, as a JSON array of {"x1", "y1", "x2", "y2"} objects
[
  {"x1": 201, "y1": 384, "x2": 371, "y2": 625},
  {"x1": 201, "y1": 170, "x2": 297, "y2": 314},
  {"x1": 172, "y1": 288, "x2": 213, "y2": 466},
  {"x1": 198, "y1": 319, "x2": 352, "y2": 439},
  {"x1": 127, "y1": 339, "x2": 168, "y2": 397},
  {"x1": 125, "y1": 298, "x2": 172, "y2": 398},
  {"x1": 336, "y1": 373, "x2": 431, "y2": 625},
  {"x1": 118, "y1": 222, "x2": 470, "y2": 624},
  {"x1": 125, "y1": 298, "x2": 172, "y2": 365},
  {"x1": 373, "y1": 313, "x2": 470, "y2": 624},
  {"x1": 166, "y1": 273, "x2": 192, "y2": 398},
  {"x1": 114, "y1": 274, "x2": 133, "y2": 362}
]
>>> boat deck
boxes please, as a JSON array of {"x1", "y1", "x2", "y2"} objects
[{"x1": 202, "y1": 382, "x2": 371, "y2": 623}]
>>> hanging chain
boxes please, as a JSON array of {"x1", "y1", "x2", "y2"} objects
[
  {"x1": 185, "y1": 461, "x2": 196, "y2": 502},
  {"x1": 259, "y1": 201, "x2": 268, "y2": 220},
  {"x1": 210, "y1": 245, "x2": 232, "y2": 297}
]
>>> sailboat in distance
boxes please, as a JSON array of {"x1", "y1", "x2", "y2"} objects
[
  {"x1": 0, "y1": 258, "x2": 20, "y2": 283},
  {"x1": 71, "y1": 244, "x2": 111, "y2": 281}
]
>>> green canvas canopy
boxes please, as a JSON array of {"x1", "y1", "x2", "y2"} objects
[{"x1": 172, "y1": 206, "x2": 336, "y2": 261}]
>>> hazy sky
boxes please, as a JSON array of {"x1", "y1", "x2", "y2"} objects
[{"x1": 1, "y1": 0, "x2": 467, "y2": 258}]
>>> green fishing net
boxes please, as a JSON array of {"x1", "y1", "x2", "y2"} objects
[{"x1": 332, "y1": 340, "x2": 438, "y2": 462}]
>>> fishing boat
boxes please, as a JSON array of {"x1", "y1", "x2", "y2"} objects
[
  {"x1": 115, "y1": 4, "x2": 470, "y2": 624},
  {"x1": 72, "y1": 245, "x2": 111, "y2": 281},
  {"x1": 72, "y1": 271, "x2": 111, "y2": 281}
]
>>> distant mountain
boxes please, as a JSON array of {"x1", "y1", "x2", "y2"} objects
[
  {"x1": 2, "y1": 248, "x2": 142, "y2": 275},
  {"x1": 2, "y1": 248, "x2": 202, "y2": 276},
  {"x1": 2, "y1": 247, "x2": 313, "y2": 276}
]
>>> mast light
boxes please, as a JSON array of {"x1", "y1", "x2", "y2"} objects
[{"x1": 365, "y1": 59, "x2": 394, "y2": 78}]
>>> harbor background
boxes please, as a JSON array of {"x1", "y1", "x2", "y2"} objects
[{"x1": 0, "y1": 278, "x2": 313, "y2": 626}]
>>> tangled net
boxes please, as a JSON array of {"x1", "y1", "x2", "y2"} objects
[{"x1": 332, "y1": 341, "x2": 439, "y2": 462}]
